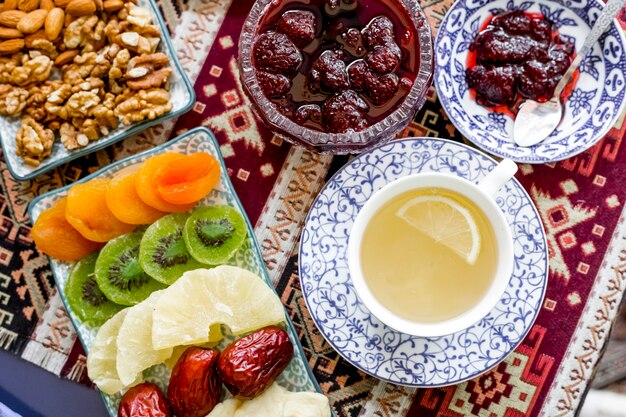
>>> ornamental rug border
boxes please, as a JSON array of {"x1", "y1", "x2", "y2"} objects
[{"x1": 540, "y1": 198, "x2": 626, "y2": 417}]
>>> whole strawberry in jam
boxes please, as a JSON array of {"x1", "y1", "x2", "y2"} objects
[
  {"x1": 251, "y1": 0, "x2": 419, "y2": 134},
  {"x1": 276, "y1": 10, "x2": 317, "y2": 48},
  {"x1": 466, "y1": 9, "x2": 575, "y2": 107},
  {"x1": 466, "y1": 65, "x2": 516, "y2": 104},
  {"x1": 365, "y1": 73, "x2": 399, "y2": 106},
  {"x1": 118, "y1": 383, "x2": 171, "y2": 417},
  {"x1": 217, "y1": 326, "x2": 293, "y2": 399},
  {"x1": 361, "y1": 16, "x2": 398, "y2": 53},
  {"x1": 253, "y1": 31, "x2": 302, "y2": 76},
  {"x1": 258, "y1": 72, "x2": 292, "y2": 98},
  {"x1": 167, "y1": 347, "x2": 222, "y2": 417},
  {"x1": 309, "y1": 50, "x2": 351, "y2": 91},
  {"x1": 366, "y1": 46, "x2": 399, "y2": 74},
  {"x1": 322, "y1": 90, "x2": 369, "y2": 132}
]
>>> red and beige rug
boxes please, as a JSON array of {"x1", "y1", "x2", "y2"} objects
[{"x1": 1, "y1": 0, "x2": 626, "y2": 416}]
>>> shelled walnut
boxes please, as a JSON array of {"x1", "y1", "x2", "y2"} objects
[
  {"x1": 0, "y1": 0, "x2": 173, "y2": 166},
  {"x1": 114, "y1": 87, "x2": 171, "y2": 124},
  {"x1": 0, "y1": 83, "x2": 28, "y2": 115},
  {"x1": 16, "y1": 115, "x2": 53, "y2": 166}
]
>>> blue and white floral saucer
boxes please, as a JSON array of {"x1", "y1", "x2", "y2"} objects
[
  {"x1": 299, "y1": 138, "x2": 548, "y2": 387},
  {"x1": 434, "y1": 0, "x2": 626, "y2": 163}
]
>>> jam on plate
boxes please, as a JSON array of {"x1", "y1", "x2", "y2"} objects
[{"x1": 466, "y1": 10, "x2": 575, "y2": 112}]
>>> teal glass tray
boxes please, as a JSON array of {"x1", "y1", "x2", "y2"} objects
[
  {"x1": 28, "y1": 127, "x2": 324, "y2": 416},
  {"x1": 2, "y1": 0, "x2": 195, "y2": 181}
]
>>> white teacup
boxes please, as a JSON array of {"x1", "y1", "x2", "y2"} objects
[{"x1": 348, "y1": 159, "x2": 518, "y2": 337}]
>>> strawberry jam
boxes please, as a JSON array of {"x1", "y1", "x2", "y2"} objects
[
  {"x1": 252, "y1": 0, "x2": 420, "y2": 134},
  {"x1": 466, "y1": 10, "x2": 575, "y2": 110}
]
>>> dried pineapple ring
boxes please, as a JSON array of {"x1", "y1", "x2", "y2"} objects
[
  {"x1": 116, "y1": 290, "x2": 172, "y2": 386},
  {"x1": 151, "y1": 266, "x2": 285, "y2": 350},
  {"x1": 87, "y1": 309, "x2": 133, "y2": 395}
]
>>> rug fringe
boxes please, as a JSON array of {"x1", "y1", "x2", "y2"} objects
[
  {"x1": 0, "y1": 327, "x2": 18, "y2": 350},
  {"x1": 65, "y1": 356, "x2": 87, "y2": 382},
  {"x1": 21, "y1": 341, "x2": 68, "y2": 374}
]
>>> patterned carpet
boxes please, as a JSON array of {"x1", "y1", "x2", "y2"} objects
[{"x1": 0, "y1": 0, "x2": 625, "y2": 416}]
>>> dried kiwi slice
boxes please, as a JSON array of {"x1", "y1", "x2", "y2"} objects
[
  {"x1": 139, "y1": 213, "x2": 206, "y2": 285},
  {"x1": 65, "y1": 252, "x2": 124, "y2": 326},
  {"x1": 95, "y1": 231, "x2": 166, "y2": 306},
  {"x1": 183, "y1": 206, "x2": 247, "y2": 265}
]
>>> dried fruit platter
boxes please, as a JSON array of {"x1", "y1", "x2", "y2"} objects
[
  {"x1": 0, "y1": 0, "x2": 194, "y2": 181},
  {"x1": 28, "y1": 127, "x2": 322, "y2": 416}
]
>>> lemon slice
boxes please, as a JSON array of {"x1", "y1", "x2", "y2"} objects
[
  {"x1": 152, "y1": 266, "x2": 285, "y2": 350},
  {"x1": 87, "y1": 309, "x2": 130, "y2": 395},
  {"x1": 116, "y1": 290, "x2": 173, "y2": 386},
  {"x1": 396, "y1": 195, "x2": 481, "y2": 264}
]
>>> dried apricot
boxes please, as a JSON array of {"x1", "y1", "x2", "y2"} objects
[
  {"x1": 135, "y1": 153, "x2": 196, "y2": 213},
  {"x1": 31, "y1": 197, "x2": 103, "y2": 261},
  {"x1": 155, "y1": 153, "x2": 220, "y2": 205},
  {"x1": 106, "y1": 165, "x2": 166, "y2": 225},
  {"x1": 66, "y1": 178, "x2": 136, "y2": 242}
]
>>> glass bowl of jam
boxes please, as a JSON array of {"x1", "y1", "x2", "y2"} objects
[{"x1": 238, "y1": 0, "x2": 434, "y2": 154}]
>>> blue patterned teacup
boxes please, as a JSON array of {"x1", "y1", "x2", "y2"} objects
[{"x1": 347, "y1": 159, "x2": 518, "y2": 337}]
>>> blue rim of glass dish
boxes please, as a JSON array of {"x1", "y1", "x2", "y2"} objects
[
  {"x1": 4, "y1": 0, "x2": 195, "y2": 181},
  {"x1": 433, "y1": 0, "x2": 626, "y2": 163},
  {"x1": 28, "y1": 127, "x2": 327, "y2": 416},
  {"x1": 298, "y1": 137, "x2": 549, "y2": 387}
]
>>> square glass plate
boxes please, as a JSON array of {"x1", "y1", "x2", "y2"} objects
[
  {"x1": 28, "y1": 127, "x2": 323, "y2": 417},
  {"x1": 2, "y1": 0, "x2": 195, "y2": 181}
]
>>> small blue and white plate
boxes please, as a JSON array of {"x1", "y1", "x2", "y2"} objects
[
  {"x1": 299, "y1": 138, "x2": 548, "y2": 387},
  {"x1": 434, "y1": 0, "x2": 626, "y2": 163}
]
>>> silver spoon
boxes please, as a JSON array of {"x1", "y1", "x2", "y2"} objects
[{"x1": 513, "y1": 0, "x2": 625, "y2": 148}]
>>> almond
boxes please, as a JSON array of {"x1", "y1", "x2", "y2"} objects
[
  {"x1": 1, "y1": 0, "x2": 17, "y2": 11},
  {"x1": 0, "y1": 37, "x2": 23, "y2": 53},
  {"x1": 0, "y1": 26, "x2": 21, "y2": 37},
  {"x1": 0, "y1": 10, "x2": 25, "y2": 27},
  {"x1": 101, "y1": 0, "x2": 119, "y2": 11},
  {"x1": 43, "y1": 6, "x2": 61, "y2": 39},
  {"x1": 54, "y1": 48, "x2": 77, "y2": 65},
  {"x1": 53, "y1": 0, "x2": 70, "y2": 7},
  {"x1": 16, "y1": 8, "x2": 46, "y2": 33},
  {"x1": 39, "y1": 0, "x2": 54, "y2": 9},
  {"x1": 16, "y1": 0, "x2": 38, "y2": 12},
  {"x1": 65, "y1": 0, "x2": 94, "y2": 16}
]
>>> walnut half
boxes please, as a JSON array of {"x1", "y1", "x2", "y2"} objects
[
  {"x1": 0, "y1": 84, "x2": 29, "y2": 116},
  {"x1": 16, "y1": 116, "x2": 54, "y2": 166},
  {"x1": 114, "y1": 87, "x2": 171, "y2": 124}
]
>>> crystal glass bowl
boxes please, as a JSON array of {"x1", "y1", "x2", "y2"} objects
[{"x1": 238, "y1": 0, "x2": 434, "y2": 154}]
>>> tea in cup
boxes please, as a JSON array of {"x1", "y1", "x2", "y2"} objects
[{"x1": 348, "y1": 159, "x2": 517, "y2": 337}]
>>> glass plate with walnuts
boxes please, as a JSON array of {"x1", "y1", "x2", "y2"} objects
[{"x1": 0, "y1": 0, "x2": 194, "y2": 180}]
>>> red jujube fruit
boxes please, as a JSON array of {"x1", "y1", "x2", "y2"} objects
[
  {"x1": 217, "y1": 326, "x2": 293, "y2": 399},
  {"x1": 118, "y1": 382, "x2": 171, "y2": 417},
  {"x1": 167, "y1": 346, "x2": 222, "y2": 417}
]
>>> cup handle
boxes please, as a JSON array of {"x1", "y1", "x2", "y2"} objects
[{"x1": 477, "y1": 159, "x2": 518, "y2": 197}]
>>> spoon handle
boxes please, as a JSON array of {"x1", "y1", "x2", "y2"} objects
[{"x1": 553, "y1": 0, "x2": 625, "y2": 97}]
